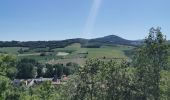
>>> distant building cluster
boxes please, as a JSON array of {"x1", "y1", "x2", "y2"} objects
[{"x1": 13, "y1": 75, "x2": 68, "y2": 87}]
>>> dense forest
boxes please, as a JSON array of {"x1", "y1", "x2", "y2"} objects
[{"x1": 0, "y1": 28, "x2": 170, "y2": 100}]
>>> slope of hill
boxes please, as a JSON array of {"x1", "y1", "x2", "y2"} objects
[
  {"x1": 90, "y1": 35, "x2": 131, "y2": 44},
  {"x1": 88, "y1": 35, "x2": 141, "y2": 46}
]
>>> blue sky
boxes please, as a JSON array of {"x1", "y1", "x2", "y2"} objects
[{"x1": 0, "y1": 0, "x2": 170, "y2": 41}]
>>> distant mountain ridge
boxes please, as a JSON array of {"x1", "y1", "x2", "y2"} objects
[
  {"x1": 0, "y1": 35, "x2": 142, "y2": 48},
  {"x1": 89, "y1": 35, "x2": 135, "y2": 45}
]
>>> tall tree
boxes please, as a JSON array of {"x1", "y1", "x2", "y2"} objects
[
  {"x1": 43, "y1": 64, "x2": 54, "y2": 78},
  {"x1": 37, "y1": 64, "x2": 44, "y2": 78},
  {"x1": 16, "y1": 58, "x2": 37, "y2": 79},
  {"x1": 0, "y1": 55, "x2": 20, "y2": 100},
  {"x1": 36, "y1": 81, "x2": 57, "y2": 100},
  {"x1": 133, "y1": 27, "x2": 169, "y2": 100},
  {"x1": 0, "y1": 55, "x2": 17, "y2": 79}
]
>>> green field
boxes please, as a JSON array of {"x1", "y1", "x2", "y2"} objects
[
  {"x1": 0, "y1": 47, "x2": 28, "y2": 54},
  {"x1": 0, "y1": 43, "x2": 135, "y2": 65}
]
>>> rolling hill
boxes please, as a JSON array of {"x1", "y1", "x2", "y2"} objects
[{"x1": 0, "y1": 35, "x2": 142, "y2": 48}]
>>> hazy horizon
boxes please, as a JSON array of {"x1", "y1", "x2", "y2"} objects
[{"x1": 0, "y1": 0, "x2": 170, "y2": 41}]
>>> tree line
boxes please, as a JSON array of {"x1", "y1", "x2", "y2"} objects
[{"x1": 0, "y1": 57, "x2": 76, "y2": 80}]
